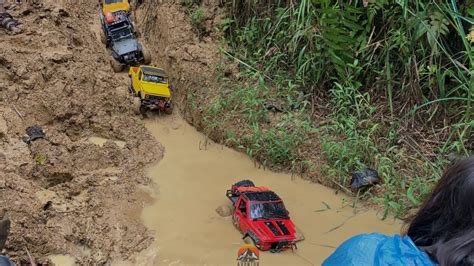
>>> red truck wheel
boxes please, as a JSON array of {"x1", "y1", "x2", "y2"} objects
[{"x1": 243, "y1": 235, "x2": 255, "y2": 245}]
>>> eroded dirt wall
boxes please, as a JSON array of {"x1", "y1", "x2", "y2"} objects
[{"x1": 134, "y1": 1, "x2": 230, "y2": 131}]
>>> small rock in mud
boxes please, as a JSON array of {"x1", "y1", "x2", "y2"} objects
[
  {"x1": 215, "y1": 204, "x2": 233, "y2": 217},
  {"x1": 350, "y1": 168, "x2": 381, "y2": 190},
  {"x1": 171, "y1": 123, "x2": 181, "y2": 130}
]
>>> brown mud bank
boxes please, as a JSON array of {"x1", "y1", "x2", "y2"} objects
[{"x1": 1, "y1": 0, "x2": 161, "y2": 264}]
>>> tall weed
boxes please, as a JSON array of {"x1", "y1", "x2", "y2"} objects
[{"x1": 216, "y1": 0, "x2": 473, "y2": 216}]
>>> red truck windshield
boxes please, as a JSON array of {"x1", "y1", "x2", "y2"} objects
[{"x1": 250, "y1": 201, "x2": 289, "y2": 219}]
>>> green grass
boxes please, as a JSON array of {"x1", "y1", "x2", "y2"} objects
[
  {"x1": 319, "y1": 112, "x2": 448, "y2": 216},
  {"x1": 201, "y1": 75, "x2": 315, "y2": 168},
  {"x1": 35, "y1": 153, "x2": 47, "y2": 165}
]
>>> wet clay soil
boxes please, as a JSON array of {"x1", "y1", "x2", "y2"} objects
[
  {"x1": 140, "y1": 114, "x2": 402, "y2": 265},
  {"x1": 0, "y1": 1, "x2": 160, "y2": 263},
  {"x1": 49, "y1": 255, "x2": 75, "y2": 266}
]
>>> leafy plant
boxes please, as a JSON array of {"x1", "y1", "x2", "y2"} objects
[
  {"x1": 35, "y1": 153, "x2": 47, "y2": 165},
  {"x1": 188, "y1": 7, "x2": 206, "y2": 37}
]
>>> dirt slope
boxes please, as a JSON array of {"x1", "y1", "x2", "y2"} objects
[
  {"x1": 0, "y1": 0, "x2": 162, "y2": 264},
  {"x1": 134, "y1": 1, "x2": 227, "y2": 126}
]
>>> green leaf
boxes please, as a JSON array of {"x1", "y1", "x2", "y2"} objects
[
  {"x1": 466, "y1": 8, "x2": 474, "y2": 18},
  {"x1": 407, "y1": 186, "x2": 420, "y2": 205},
  {"x1": 415, "y1": 21, "x2": 428, "y2": 41},
  {"x1": 388, "y1": 201, "x2": 401, "y2": 212}
]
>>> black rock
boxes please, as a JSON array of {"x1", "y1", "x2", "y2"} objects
[
  {"x1": 23, "y1": 125, "x2": 45, "y2": 144},
  {"x1": 350, "y1": 168, "x2": 381, "y2": 190}
]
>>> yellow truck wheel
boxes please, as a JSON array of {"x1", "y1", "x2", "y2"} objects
[
  {"x1": 132, "y1": 97, "x2": 142, "y2": 115},
  {"x1": 164, "y1": 104, "x2": 173, "y2": 115}
]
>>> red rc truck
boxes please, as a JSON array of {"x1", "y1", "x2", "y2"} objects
[{"x1": 226, "y1": 180, "x2": 298, "y2": 252}]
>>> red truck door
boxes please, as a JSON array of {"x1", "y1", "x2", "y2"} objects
[{"x1": 234, "y1": 198, "x2": 250, "y2": 233}]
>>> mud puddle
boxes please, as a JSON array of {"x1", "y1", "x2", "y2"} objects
[
  {"x1": 87, "y1": 136, "x2": 126, "y2": 148},
  {"x1": 140, "y1": 114, "x2": 401, "y2": 265}
]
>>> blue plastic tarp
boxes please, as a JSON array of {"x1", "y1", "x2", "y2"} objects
[
  {"x1": 322, "y1": 233, "x2": 436, "y2": 266},
  {"x1": 0, "y1": 256, "x2": 15, "y2": 266}
]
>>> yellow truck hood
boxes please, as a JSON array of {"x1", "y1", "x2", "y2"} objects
[
  {"x1": 141, "y1": 82, "x2": 171, "y2": 98},
  {"x1": 103, "y1": 2, "x2": 130, "y2": 14}
]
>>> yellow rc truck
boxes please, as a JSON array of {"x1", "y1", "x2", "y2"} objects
[{"x1": 128, "y1": 65, "x2": 173, "y2": 114}]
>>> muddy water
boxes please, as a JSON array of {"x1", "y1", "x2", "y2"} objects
[
  {"x1": 141, "y1": 114, "x2": 402, "y2": 265},
  {"x1": 88, "y1": 136, "x2": 126, "y2": 148}
]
